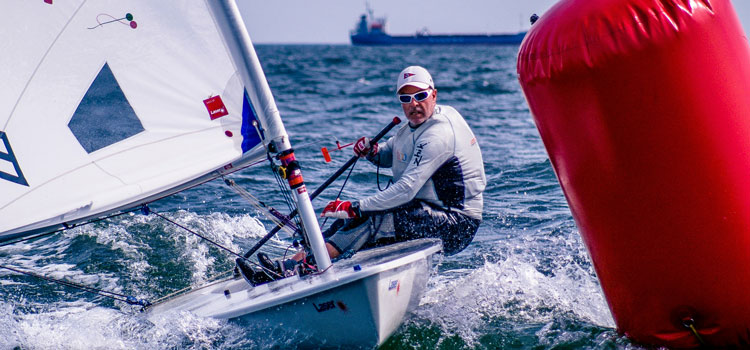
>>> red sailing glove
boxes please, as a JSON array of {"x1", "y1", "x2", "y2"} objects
[
  {"x1": 321, "y1": 200, "x2": 360, "y2": 219},
  {"x1": 353, "y1": 137, "x2": 378, "y2": 158}
]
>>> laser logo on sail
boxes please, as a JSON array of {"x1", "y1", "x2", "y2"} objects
[
  {"x1": 0, "y1": 132, "x2": 29, "y2": 186},
  {"x1": 204, "y1": 95, "x2": 229, "y2": 120}
]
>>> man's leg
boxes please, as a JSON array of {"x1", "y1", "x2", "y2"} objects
[
  {"x1": 393, "y1": 200, "x2": 480, "y2": 255},
  {"x1": 324, "y1": 216, "x2": 375, "y2": 257},
  {"x1": 292, "y1": 216, "x2": 373, "y2": 261}
]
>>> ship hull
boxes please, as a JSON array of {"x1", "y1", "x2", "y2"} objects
[{"x1": 351, "y1": 32, "x2": 526, "y2": 45}]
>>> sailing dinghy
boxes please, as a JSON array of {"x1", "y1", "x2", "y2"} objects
[{"x1": 0, "y1": 0, "x2": 442, "y2": 346}]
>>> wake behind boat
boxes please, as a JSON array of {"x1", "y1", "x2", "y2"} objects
[{"x1": 0, "y1": 0, "x2": 442, "y2": 347}]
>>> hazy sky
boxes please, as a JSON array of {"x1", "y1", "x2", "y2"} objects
[{"x1": 238, "y1": 0, "x2": 750, "y2": 44}]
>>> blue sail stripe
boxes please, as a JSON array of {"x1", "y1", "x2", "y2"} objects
[
  {"x1": 240, "y1": 89, "x2": 263, "y2": 153},
  {"x1": 0, "y1": 131, "x2": 29, "y2": 186}
]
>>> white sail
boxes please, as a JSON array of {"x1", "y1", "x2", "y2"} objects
[
  {"x1": 0, "y1": 3, "x2": 443, "y2": 347},
  {"x1": 0, "y1": 1, "x2": 286, "y2": 241}
]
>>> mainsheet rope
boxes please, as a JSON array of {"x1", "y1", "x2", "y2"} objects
[
  {"x1": 146, "y1": 207, "x2": 282, "y2": 279},
  {"x1": 0, "y1": 208, "x2": 141, "y2": 248},
  {"x1": 319, "y1": 159, "x2": 358, "y2": 229},
  {"x1": 223, "y1": 177, "x2": 298, "y2": 235},
  {"x1": 147, "y1": 268, "x2": 234, "y2": 307},
  {"x1": 0, "y1": 263, "x2": 151, "y2": 308}
]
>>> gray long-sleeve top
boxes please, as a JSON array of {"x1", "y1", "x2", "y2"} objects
[{"x1": 358, "y1": 105, "x2": 486, "y2": 220}]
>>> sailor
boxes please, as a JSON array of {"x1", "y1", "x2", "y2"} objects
[
  {"x1": 319, "y1": 65, "x2": 486, "y2": 258},
  {"x1": 239, "y1": 66, "x2": 486, "y2": 284}
]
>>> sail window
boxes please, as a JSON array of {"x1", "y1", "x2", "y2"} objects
[{"x1": 68, "y1": 63, "x2": 144, "y2": 153}]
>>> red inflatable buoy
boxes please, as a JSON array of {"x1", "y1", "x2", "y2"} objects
[{"x1": 517, "y1": 0, "x2": 750, "y2": 348}]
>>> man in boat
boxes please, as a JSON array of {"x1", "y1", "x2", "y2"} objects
[
  {"x1": 245, "y1": 66, "x2": 487, "y2": 284},
  {"x1": 317, "y1": 65, "x2": 486, "y2": 259},
  {"x1": 239, "y1": 66, "x2": 485, "y2": 284}
]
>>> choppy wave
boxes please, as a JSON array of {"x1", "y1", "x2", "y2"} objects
[{"x1": 0, "y1": 44, "x2": 649, "y2": 349}]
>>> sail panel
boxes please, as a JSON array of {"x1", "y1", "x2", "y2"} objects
[
  {"x1": 206, "y1": 1, "x2": 291, "y2": 151},
  {"x1": 0, "y1": 1, "x2": 81, "y2": 131},
  {"x1": 0, "y1": 1, "x2": 277, "y2": 239}
]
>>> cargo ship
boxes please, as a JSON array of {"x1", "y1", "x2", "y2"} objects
[{"x1": 349, "y1": 10, "x2": 526, "y2": 46}]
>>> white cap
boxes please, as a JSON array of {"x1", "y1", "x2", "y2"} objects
[{"x1": 396, "y1": 66, "x2": 434, "y2": 92}]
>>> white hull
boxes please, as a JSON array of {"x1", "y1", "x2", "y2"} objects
[{"x1": 147, "y1": 238, "x2": 442, "y2": 346}]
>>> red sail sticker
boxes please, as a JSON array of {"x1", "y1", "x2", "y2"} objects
[{"x1": 203, "y1": 95, "x2": 229, "y2": 120}]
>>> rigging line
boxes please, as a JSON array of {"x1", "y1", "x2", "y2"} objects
[
  {"x1": 321, "y1": 159, "x2": 359, "y2": 229},
  {"x1": 251, "y1": 119, "x2": 269, "y2": 152},
  {"x1": 336, "y1": 158, "x2": 358, "y2": 199},
  {"x1": 253, "y1": 118, "x2": 298, "y2": 227},
  {"x1": 681, "y1": 318, "x2": 707, "y2": 346},
  {"x1": 0, "y1": 208, "x2": 141, "y2": 247},
  {"x1": 0, "y1": 263, "x2": 150, "y2": 307},
  {"x1": 147, "y1": 269, "x2": 234, "y2": 307},
  {"x1": 251, "y1": 118, "x2": 303, "y2": 241},
  {"x1": 270, "y1": 157, "x2": 300, "y2": 228},
  {"x1": 273, "y1": 170, "x2": 303, "y2": 245},
  {"x1": 222, "y1": 177, "x2": 298, "y2": 234},
  {"x1": 272, "y1": 161, "x2": 293, "y2": 209},
  {"x1": 148, "y1": 209, "x2": 283, "y2": 279},
  {"x1": 0, "y1": 230, "x2": 59, "y2": 248},
  {"x1": 311, "y1": 263, "x2": 333, "y2": 276},
  {"x1": 283, "y1": 243, "x2": 297, "y2": 261}
]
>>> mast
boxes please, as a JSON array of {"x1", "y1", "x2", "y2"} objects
[
  {"x1": 206, "y1": 0, "x2": 332, "y2": 272},
  {"x1": 366, "y1": 0, "x2": 373, "y2": 23}
]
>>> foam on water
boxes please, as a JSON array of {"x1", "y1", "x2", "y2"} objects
[
  {"x1": 411, "y1": 250, "x2": 614, "y2": 346},
  {"x1": 0, "y1": 212, "x2": 273, "y2": 349},
  {"x1": 2, "y1": 44, "x2": 651, "y2": 349},
  {"x1": 0, "y1": 300, "x2": 250, "y2": 350},
  {"x1": 3, "y1": 302, "x2": 128, "y2": 349}
]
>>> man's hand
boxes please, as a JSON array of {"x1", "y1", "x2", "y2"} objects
[
  {"x1": 321, "y1": 200, "x2": 360, "y2": 219},
  {"x1": 353, "y1": 137, "x2": 378, "y2": 158}
]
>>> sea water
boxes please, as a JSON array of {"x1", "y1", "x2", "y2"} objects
[{"x1": 0, "y1": 45, "x2": 650, "y2": 349}]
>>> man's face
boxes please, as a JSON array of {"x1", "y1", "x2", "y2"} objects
[{"x1": 399, "y1": 85, "x2": 437, "y2": 127}]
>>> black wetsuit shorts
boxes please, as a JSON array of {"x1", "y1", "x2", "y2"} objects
[{"x1": 326, "y1": 200, "x2": 480, "y2": 256}]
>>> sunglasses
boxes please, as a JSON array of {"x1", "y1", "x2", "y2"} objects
[{"x1": 398, "y1": 89, "x2": 433, "y2": 104}]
